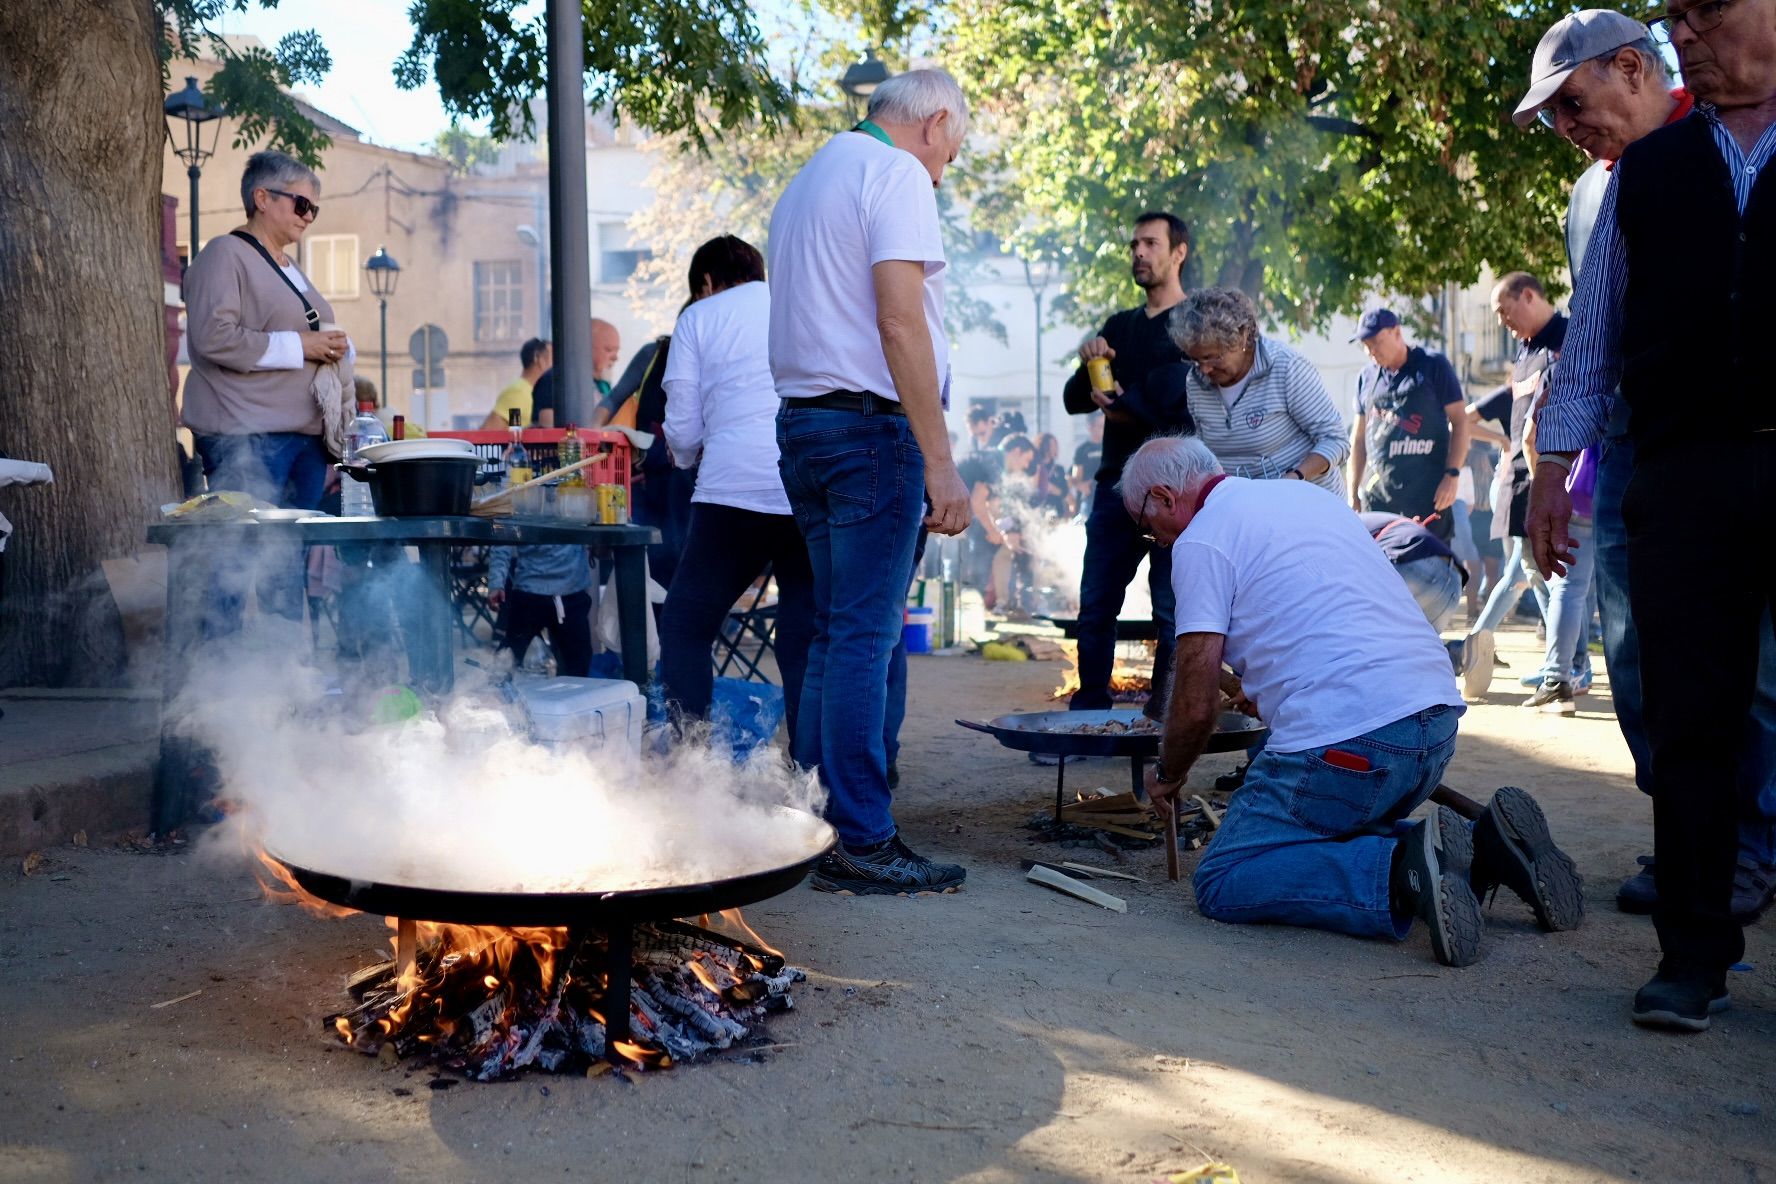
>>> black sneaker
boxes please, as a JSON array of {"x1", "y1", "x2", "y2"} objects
[
  {"x1": 1433, "y1": 805, "x2": 1473, "y2": 878},
  {"x1": 809, "y1": 836, "x2": 966, "y2": 896},
  {"x1": 1471, "y1": 787, "x2": 1585, "y2": 932},
  {"x1": 1732, "y1": 855, "x2": 1776, "y2": 924},
  {"x1": 1617, "y1": 855, "x2": 1657, "y2": 914},
  {"x1": 1631, "y1": 961, "x2": 1731, "y2": 1032},
  {"x1": 1214, "y1": 761, "x2": 1250, "y2": 794},
  {"x1": 1394, "y1": 819, "x2": 1483, "y2": 967},
  {"x1": 1522, "y1": 678, "x2": 1576, "y2": 715}
]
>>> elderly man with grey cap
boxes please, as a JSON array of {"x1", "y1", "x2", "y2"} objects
[
  {"x1": 1123, "y1": 434, "x2": 1581, "y2": 968},
  {"x1": 1517, "y1": 8, "x2": 1776, "y2": 941},
  {"x1": 1525, "y1": 0, "x2": 1776, "y2": 1030}
]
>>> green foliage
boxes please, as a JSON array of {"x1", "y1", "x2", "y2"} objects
[
  {"x1": 157, "y1": 1, "x2": 334, "y2": 164},
  {"x1": 943, "y1": 0, "x2": 1583, "y2": 330},
  {"x1": 396, "y1": 0, "x2": 796, "y2": 148},
  {"x1": 434, "y1": 122, "x2": 503, "y2": 174}
]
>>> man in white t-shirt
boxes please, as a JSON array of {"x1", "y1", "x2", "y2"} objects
[
  {"x1": 1120, "y1": 435, "x2": 1583, "y2": 966},
  {"x1": 767, "y1": 69, "x2": 973, "y2": 896}
]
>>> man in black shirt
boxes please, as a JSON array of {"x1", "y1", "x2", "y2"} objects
[
  {"x1": 1348, "y1": 308, "x2": 1470, "y2": 543},
  {"x1": 1062, "y1": 211, "x2": 1192, "y2": 711}
]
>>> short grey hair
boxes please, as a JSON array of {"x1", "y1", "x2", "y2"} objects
[
  {"x1": 1590, "y1": 38, "x2": 1670, "y2": 84},
  {"x1": 1118, "y1": 434, "x2": 1224, "y2": 515},
  {"x1": 241, "y1": 150, "x2": 321, "y2": 218},
  {"x1": 1168, "y1": 287, "x2": 1260, "y2": 356},
  {"x1": 867, "y1": 68, "x2": 970, "y2": 144}
]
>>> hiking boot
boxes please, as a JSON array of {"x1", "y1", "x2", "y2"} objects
[
  {"x1": 1215, "y1": 761, "x2": 1250, "y2": 794},
  {"x1": 1733, "y1": 854, "x2": 1776, "y2": 924},
  {"x1": 1631, "y1": 961, "x2": 1730, "y2": 1032},
  {"x1": 1393, "y1": 819, "x2": 1483, "y2": 967},
  {"x1": 1523, "y1": 678, "x2": 1576, "y2": 715},
  {"x1": 1617, "y1": 855, "x2": 1657, "y2": 914},
  {"x1": 809, "y1": 835, "x2": 966, "y2": 896},
  {"x1": 1433, "y1": 805, "x2": 1473, "y2": 878},
  {"x1": 1471, "y1": 787, "x2": 1585, "y2": 932},
  {"x1": 1461, "y1": 631, "x2": 1495, "y2": 700}
]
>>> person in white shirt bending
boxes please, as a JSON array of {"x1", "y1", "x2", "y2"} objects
[
  {"x1": 659, "y1": 236, "x2": 814, "y2": 739},
  {"x1": 1123, "y1": 435, "x2": 1582, "y2": 967}
]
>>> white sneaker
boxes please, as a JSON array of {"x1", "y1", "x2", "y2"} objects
[{"x1": 1461, "y1": 630, "x2": 1495, "y2": 701}]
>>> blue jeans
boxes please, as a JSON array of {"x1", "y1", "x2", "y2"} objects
[
  {"x1": 1595, "y1": 433, "x2": 1776, "y2": 862},
  {"x1": 193, "y1": 432, "x2": 330, "y2": 627},
  {"x1": 777, "y1": 404, "x2": 925, "y2": 849},
  {"x1": 1072, "y1": 482, "x2": 1175, "y2": 711},
  {"x1": 1471, "y1": 536, "x2": 1548, "y2": 636},
  {"x1": 1395, "y1": 555, "x2": 1463, "y2": 633},
  {"x1": 1535, "y1": 515, "x2": 1595, "y2": 685},
  {"x1": 1194, "y1": 705, "x2": 1462, "y2": 938}
]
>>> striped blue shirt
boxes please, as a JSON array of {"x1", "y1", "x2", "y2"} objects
[{"x1": 1539, "y1": 106, "x2": 1776, "y2": 453}]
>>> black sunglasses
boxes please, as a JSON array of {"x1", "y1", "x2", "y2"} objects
[{"x1": 265, "y1": 188, "x2": 320, "y2": 219}]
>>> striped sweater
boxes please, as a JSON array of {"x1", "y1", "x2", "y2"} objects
[{"x1": 1157, "y1": 337, "x2": 1349, "y2": 495}]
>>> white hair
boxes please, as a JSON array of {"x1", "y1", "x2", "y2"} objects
[
  {"x1": 1117, "y1": 434, "x2": 1224, "y2": 515},
  {"x1": 241, "y1": 150, "x2": 321, "y2": 218},
  {"x1": 1591, "y1": 37, "x2": 1671, "y2": 85},
  {"x1": 867, "y1": 68, "x2": 970, "y2": 144}
]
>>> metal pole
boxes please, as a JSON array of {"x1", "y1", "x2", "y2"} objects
[
  {"x1": 187, "y1": 163, "x2": 201, "y2": 262},
  {"x1": 546, "y1": 0, "x2": 594, "y2": 427},
  {"x1": 1034, "y1": 287, "x2": 1045, "y2": 438},
  {"x1": 378, "y1": 296, "x2": 389, "y2": 406}
]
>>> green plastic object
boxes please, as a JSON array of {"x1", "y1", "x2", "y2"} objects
[{"x1": 372, "y1": 685, "x2": 424, "y2": 725}]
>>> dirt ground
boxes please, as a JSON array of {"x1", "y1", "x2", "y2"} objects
[{"x1": 2, "y1": 627, "x2": 1772, "y2": 1184}]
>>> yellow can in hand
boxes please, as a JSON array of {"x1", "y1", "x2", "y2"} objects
[{"x1": 1086, "y1": 355, "x2": 1115, "y2": 394}]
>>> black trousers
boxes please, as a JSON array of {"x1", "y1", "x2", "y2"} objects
[
  {"x1": 659, "y1": 502, "x2": 815, "y2": 739},
  {"x1": 501, "y1": 589, "x2": 594, "y2": 678},
  {"x1": 1627, "y1": 434, "x2": 1775, "y2": 970},
  {"x1": 1073, "y1": 482, "x2": 1174, "y2": 711}
]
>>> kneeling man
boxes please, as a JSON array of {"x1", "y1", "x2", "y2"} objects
[{"x1": 1123, "y1": 436, "x2": 1581, "y2": 966}]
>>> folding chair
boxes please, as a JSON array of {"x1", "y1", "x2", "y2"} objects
[{"x1": 712, "y1": 565, "x2": 778, "y2": 684}]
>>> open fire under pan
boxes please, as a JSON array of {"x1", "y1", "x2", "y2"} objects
[
  {"x1": 956, "y1": 709, "x2": 1269, "y2": 823},
  {"x1": 267, "y1": 809, "x2": 833, "y2": 1074}
]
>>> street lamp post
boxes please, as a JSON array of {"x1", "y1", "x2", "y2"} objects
[
  {"x1": 163, "y1": 76, "x2": 224, "y2": 269},
  {"x1": 364, "y1": 246, "x2": 402, "y2": 403},
  {"x1": 838, "y1": 48, "x2": 890, "y2": 119}
]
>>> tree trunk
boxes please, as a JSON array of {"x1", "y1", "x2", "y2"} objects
[{"x1": 0, "y1": 0, "x2": 178, "y2": 686}]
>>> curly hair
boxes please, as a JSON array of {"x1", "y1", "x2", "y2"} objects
[{"x1": 1167, "y1": 287, "x2": 1259, "y2": 356}]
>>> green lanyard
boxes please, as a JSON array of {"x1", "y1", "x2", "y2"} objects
[{"x1": 853, "y1": 119, "x2": 893, "y2": 146}]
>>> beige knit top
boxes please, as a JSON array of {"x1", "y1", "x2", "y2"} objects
[{"x1": 181, "y1": 231, "x2": 338, "y2": 436}]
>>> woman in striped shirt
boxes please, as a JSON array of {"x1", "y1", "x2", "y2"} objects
[{"x1": 1149, "y1": 288, "x2": 1349, "y2": 497}]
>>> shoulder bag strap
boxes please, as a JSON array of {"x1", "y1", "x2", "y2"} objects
[{"x1": 230, "y1": 230, "x2": 321, "y2": 330}]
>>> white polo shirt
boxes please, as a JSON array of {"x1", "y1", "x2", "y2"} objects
[
  {"x1": 766, "y1": 131, "x2": 949, "y2": 404},
  {"x1": 1169, "y1": 476, "x2": 1464, "y2": 752}
]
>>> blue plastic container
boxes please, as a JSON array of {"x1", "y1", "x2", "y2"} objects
[{"x1": 903, "y1": 605, "x2": 936, "y2": 654}]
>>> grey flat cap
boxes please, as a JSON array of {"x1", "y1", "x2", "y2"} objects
[{"x1": 1512, "y1": 9, "x2": 1650, "y2": 128}]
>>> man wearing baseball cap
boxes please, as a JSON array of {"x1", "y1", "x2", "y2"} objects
[
  {"x1": 1518, "y1": 8, "x2": 1776, "y2": 986},
  {"x1": 1346, "y1": 309, "x2": 1469, "y2": 545},
  {"x1": 1526, "y1": 0, "x2": 1776, "y2": 1030}
]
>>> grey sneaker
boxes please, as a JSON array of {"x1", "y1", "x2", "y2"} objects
[
  {"x1": 1523, "y1": 678, "x2": 1576, "y2": 715},
  {"x1": 1471, "y1": 787, "x2": 1585, "y2": 932},
  {"x1": 1394, "y1": 819, "x2": 1484, "y2": 967},
  {"x1": 1617, "y1": 855, "x2": 1657, "y2": 914},
  {"x1": 1632, "y1": 960, "x2": 1731, "y2": 1032},
  {"x1": 810, "y1": 836, "x2": 966, "y2": 896},
  {"x1": 1461, "y1": 631, "x2": 1495, "y2": 700},
  {"x1": 1732, "y1": 854, "x2": 1776, "y2": 923},
  {"x1": 1433, "y1": 805, "x2": 1474, "y2": 878}
]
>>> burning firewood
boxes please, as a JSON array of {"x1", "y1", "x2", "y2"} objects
[{"x1": 327, "y1": 919, "x2": 805, "y2": 1081}]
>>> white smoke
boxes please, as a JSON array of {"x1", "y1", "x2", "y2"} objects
[
  {"x1": 177, "y1": 631, "x2": 829, "y2": 896},
  {"x1": 1002, "y1": 499, "x2": 1152, "y2": 620}
]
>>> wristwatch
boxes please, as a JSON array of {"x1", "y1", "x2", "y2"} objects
[
  {"x1": 1443, "y1": 467, "x2": 1460, "y2": 477},
  {"x1": 1285, "y1": 467, "x2": 1304, "y2": 480}
]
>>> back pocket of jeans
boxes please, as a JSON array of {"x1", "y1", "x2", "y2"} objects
[
  {"x1": 802, "y1": 446, "x2": 880, "y2": 525},
  {"x1": 1287, "y1": 755, "x2": 1390, "y2": 837}
]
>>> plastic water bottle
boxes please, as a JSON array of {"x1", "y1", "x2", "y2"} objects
[{"x1": 342, "y1": 401, "x2": 387, "y2": 516}]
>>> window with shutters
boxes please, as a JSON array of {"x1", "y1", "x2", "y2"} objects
[
  {"x1": 304, "y1": 234, "x2": 360, "y2": 300},
  {"x1": 474, "y1": 260, "x2": 526, "y2": 342}
]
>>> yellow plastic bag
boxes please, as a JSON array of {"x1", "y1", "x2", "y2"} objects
[
  {"x1": 1166, "y1": 1164, "x2": 1240, "y2": 1184},
  {"x1": 979, "y1": 641, "x2": 1028, "y2": 662}
]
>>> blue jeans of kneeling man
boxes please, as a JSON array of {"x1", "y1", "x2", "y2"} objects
[
  {"x1": 1193, "y1": 704, "x2": 1462, "y2": 939},
  {"x1": 777, "y1": 403, "x2": 925, "y2": 850}
]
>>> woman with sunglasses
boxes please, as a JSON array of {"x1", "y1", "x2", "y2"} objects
[{"x1": 181, "y1": 151, "x2": 352, "y2": 620}]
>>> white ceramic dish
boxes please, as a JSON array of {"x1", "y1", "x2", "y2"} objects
[{"x1": 357, "y1": 439, "x2": 478, "y2": 464}]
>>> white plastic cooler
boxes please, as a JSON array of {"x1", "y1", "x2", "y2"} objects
[{"x1": 510, "y1": 676, "x2": 645, "y2": 755}]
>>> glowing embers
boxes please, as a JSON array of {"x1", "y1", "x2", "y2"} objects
[{"x1": 327, "y1": 913, "x2": 803, "y2": 1080}]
